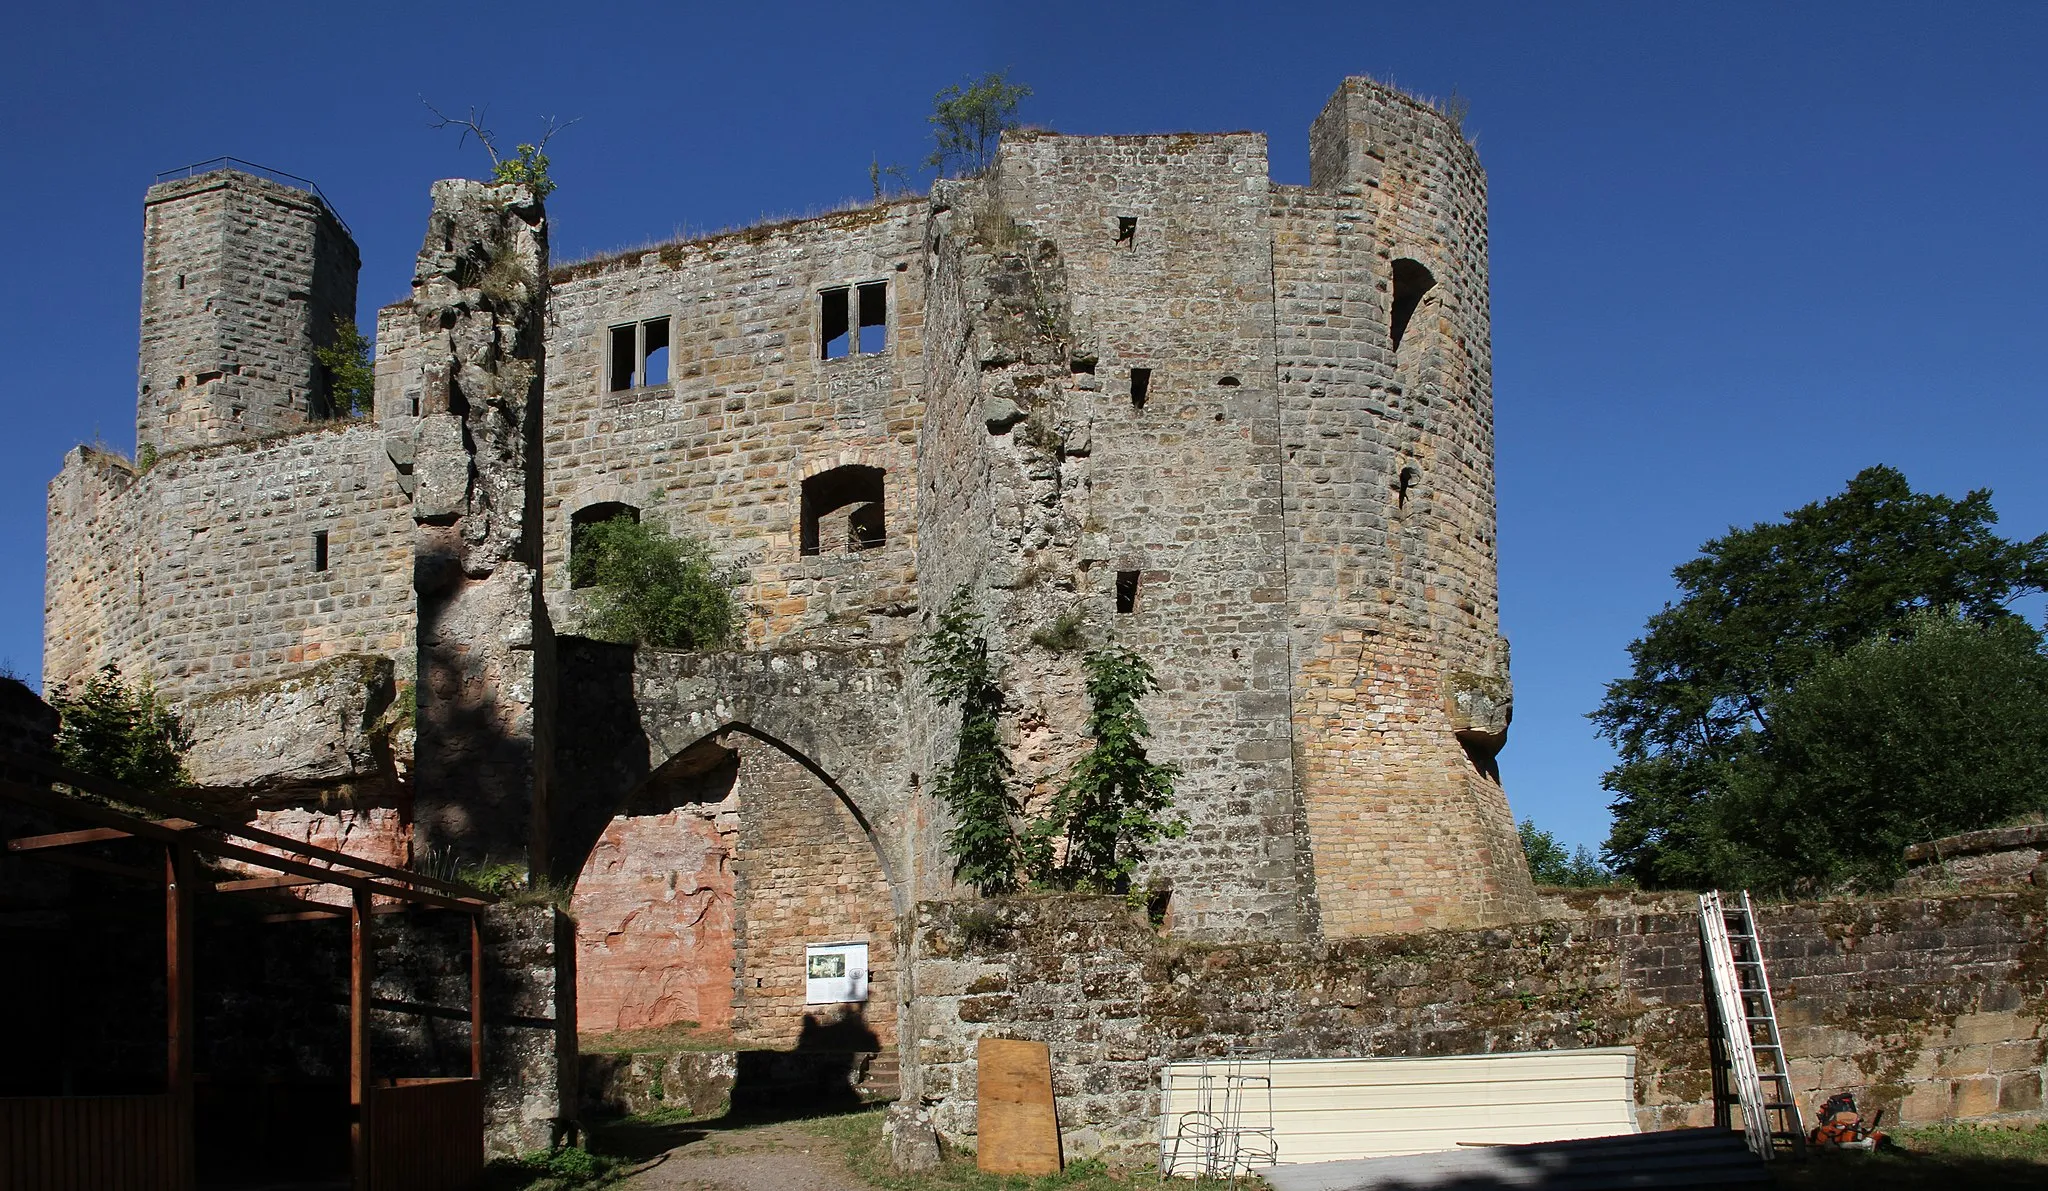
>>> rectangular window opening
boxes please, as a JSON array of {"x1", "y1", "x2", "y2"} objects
[
  {"x1": 1130, "y1": 367, "x2": 1152, "y2": 409},
  {"x1": 1116, "y1": 216, "x2": 1137, "y2": 246},
  {"x1": 313, "y1": 530, "x2": 330, "y2": 573},
  {"x1": 857, "y1": 281, "x2": 888, "y2": 354},
  {"x1": 1116, "y1": 569, "x2": 1140, "y2": 614},
  {"x1": 642, "y1": 317, "x2": 670, "y2": 387},
  {"x1": 821, "y1": 287, "x2": 851, "y2": 359},
  {"x1": 608, "y1": 325, "x2": 636, "y2": 392}
]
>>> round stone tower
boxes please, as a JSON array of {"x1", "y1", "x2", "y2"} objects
[{"x1": 1275, "y1": 78, "x2": 1534, "y2": 936}]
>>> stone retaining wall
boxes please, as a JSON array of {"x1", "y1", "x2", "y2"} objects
[{"x1": 901, "y1": 890, "x2": 2048, "y2": 1160}]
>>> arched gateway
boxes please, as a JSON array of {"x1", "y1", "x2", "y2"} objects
[{"x1": 552, "y1": 640, "x2": 910, "y2": 1048}]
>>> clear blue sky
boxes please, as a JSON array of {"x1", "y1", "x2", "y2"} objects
[{"x1": 2, "y1": 1, "x2": 2042, "y2": 855}]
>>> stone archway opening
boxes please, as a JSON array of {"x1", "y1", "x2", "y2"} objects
[{"x1": 567, "y1": 724, "x2": 898, "y2": 1049}]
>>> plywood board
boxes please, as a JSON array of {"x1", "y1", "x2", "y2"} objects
[
  {"x1": 977, "y1": 1037, "x2": 1062, "y2": 1174},
  {"x1": 1160, "y1": 1047, "x2": 1638, "y2": 1168}
]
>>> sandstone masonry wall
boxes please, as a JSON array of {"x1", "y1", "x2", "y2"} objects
[
  {"x1": 541, "y1": 203, "x2": 927, "y2": 652},
  {"x1": 138, "y1": 170, "x2": 359, "y2": 452},
  {"x1": 1277, "y1": 81, "x2": 1530, "y2": 936},
  {"x1": 43, "y1": 426, "x2": 414, "y2": 706},
  {"x1": 906, "y1": 891, "x2": 2048, "y2": 1160}
]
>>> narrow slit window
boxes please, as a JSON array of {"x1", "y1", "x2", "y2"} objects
[
  {"x1": 857, "y1": 281, "x2": 888, "y2": 354},
  {"x1": 1117, "y1": 216, "x2": 1137, "y2": 246},
  {"x1": 1390, "y1": 258, "x2": 1436, "y2": 354},
  {"x1": 312, "y1": 531, "x2": 329, "y2": 573},
  {"x1": 1130, "y1": 367, "x2": 1152, "y2": 409},
  {"x1": 820, "y1": 287, "x2": 851, "y2": 359},
  {"x1": 1116, "y1": 569, "x2": 1140, "y2": 614}
]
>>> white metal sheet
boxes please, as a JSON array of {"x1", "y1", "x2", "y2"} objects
[{"x1": 1160, "y1": 1048, "x2": 1638, "y2": 1169}]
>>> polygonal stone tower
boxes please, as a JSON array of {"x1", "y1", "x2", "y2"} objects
[{"x1": 137, "y1": 166, "x2": 360, "y2": 453}]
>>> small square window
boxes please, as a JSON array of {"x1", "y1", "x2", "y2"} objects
[
  {"x1": 313, "y1": 531, "x2": 330, "y2": 573},
  {"x1": 1116, "y1": 569, "x2": 1140, "y2": 614},
  {"x1": 608, "y1": 317, "x2": 672, "y2": 391},
  {"x1": 1116, "y1": 216, "x2": 1137, "y2": 246},
  {"x1": 1130, "y1": 367, "x2": 1152, "y2": 409}
]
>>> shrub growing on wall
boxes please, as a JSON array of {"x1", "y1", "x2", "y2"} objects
[
  {"x1": 1026, "y1": 644, "x2": 1183, "y2": 893},
  {"x1": 573, "y1": 514, "x2": 741, "y2": 650},
  {"x1": 51, "y1": 663, "x2": 192, "y2": 791},
  {"x1": 918, "y1": 588, "x2": 1021, "y2": 895}
]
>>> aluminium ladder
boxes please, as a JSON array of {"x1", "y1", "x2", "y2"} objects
[{"x1": 1698, "y1": 890, "x2": 1806, "y2": 1161}]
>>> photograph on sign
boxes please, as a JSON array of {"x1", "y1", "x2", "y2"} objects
[{"x1": 805, "y1": 941, "x2": 869, "y2": 1004}]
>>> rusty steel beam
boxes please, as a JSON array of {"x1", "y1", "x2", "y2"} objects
[{"x1": 0, "y1": 750, "x2": 493, "y2": 904}]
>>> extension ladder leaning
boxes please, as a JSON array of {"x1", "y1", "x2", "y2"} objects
[{"x1": 1697, "y1": 890, "x2": 1806, "y2": 1161}]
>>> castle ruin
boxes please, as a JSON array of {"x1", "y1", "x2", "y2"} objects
[{"x1": 45, "y1": 78, "x2": 1535, "y2": 1061}]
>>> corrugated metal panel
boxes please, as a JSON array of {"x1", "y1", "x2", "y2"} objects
[
  {"x1": 1260, "y1": 1127, "x2": 1767, "y2": 1191},
  {"x1": 1161, "y1": 1049, "x2": 1638, "y2": 1167}
]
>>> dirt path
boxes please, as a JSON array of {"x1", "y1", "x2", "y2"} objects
[{"x1": 613, "y1": 1119, "x2": 882, "y2": 1191}]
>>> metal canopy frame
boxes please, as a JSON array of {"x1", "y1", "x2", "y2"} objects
[{"x1": 0, "y1": 749, "x2": 498, "y2": 1191}]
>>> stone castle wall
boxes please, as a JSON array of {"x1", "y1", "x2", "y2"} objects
[
  {"x1": 44, "y1": 426, "x2": 415, "y2": 707},
  {"x1": 540, "y1": 202, "x2": 928, "y2": 652},
  {"x1": 905, "y1": 891, "x2": 2048, "y2": 1159}
]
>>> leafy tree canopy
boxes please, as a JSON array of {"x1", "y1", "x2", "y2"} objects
[
  {"x1": 1518, "y1": 820, "x2": 1617, "y2": 888},
  {"x1": 927, "y1": 71, "x2": 1031, "y2": 177},
  {"x1": 1595, "y1": 466, "x2": 2048, "y2": 889},
  {"x1": 52, "y1": 664, "x2": 192, "y2": 792},
  {"x1": 1718, "y1": 612, "x2": 2048, "y2": 892},
  {"x1": 573, "y1": 515, "x2": 741, "y2": 651},
  {"x1": 314, "y1": 316, "x2": 373, "y2": 418}
]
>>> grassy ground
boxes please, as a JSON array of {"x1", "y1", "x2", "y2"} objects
[{"x1": 1774, "y1": 1123, "x2": 2048, "y2": 1191}]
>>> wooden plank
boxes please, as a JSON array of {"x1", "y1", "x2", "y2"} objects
[
  {"x1": 0, "y1": 750, "x2": 490, "y2": 904},
  {"x1": 350, "y1": 887, "x2": 373, "y2": 1191},
  {"x1": 976, "y1": 1037, "x2": 1061, "y2": 1175},
  {"x1": 6, "y1": 826, "x2": 131, "y2": 850},
  {"x1": 470, "y1": 917, "x2": 485, "y2": 1080},
  {"x1": 213, "y1": 874, "x2": 319, "y2": 892},
  {"x1": 166, "y1": 848, "x2": 196, "y2": 1191}
]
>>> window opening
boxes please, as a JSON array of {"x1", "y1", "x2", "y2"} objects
[
  {"x1": 1397, "y1": 465, "x2": 1419, "y2": 509},
  {"x1": 1116, "y1": 570, "x2": 1140, "y2": 614},
  {"x1": 1130, "y1": 367, "x2": 1152, "y2": 409},
  {"x1": 1116, "y1": 216, "x2": 1137, "y2": 246},
  {"x1": 1389, "y1": 259, "x2": 1435, "y2": 354},
  {"x1": 312, "y1": 531, "x2": 329, "y2": 573},
  {"x1": 820, "y1": 287, "x2": 851, "y2": 359},
  {"x1": 857, "y1": 282, "x2": 888, "y2": 354},
  {"x1": 608, "y1": 318, "x2": 672, "y2": 391},
  {"x1": 801, "y1": 465, "x2": 886, "y2": 557},
  {"x1": 1217, "y1": 375, "x2": 1240, "y2": 387},
  {"x1": 570, "y1": 502, "x2": 641, "y2": 588},
  {"x1": 1071, "y1": 355, "x2": 1096, "y2": 375}
]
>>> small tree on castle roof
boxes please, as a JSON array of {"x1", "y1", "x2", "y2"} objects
[
  {"x1": 926, "y1": 71, "x2": 1031, "y2": 178},
  {"x1": 424, "y1": 100, "x2": 576, "y2": 199}
]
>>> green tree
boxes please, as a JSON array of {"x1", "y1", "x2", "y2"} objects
[
  {"x1": 1717, "y1": 612, "x2": 2048, "y2": 893},
  {"x1": 1518, "y1": 819, "x2": 1616, "y2": 888},
  {"x1": 574, "y1": 515, "x2": 741, "y2": 650},
  {"x1": 1026, "y1": 645, "x2": 1184, "y2": 892},
  {"x1": 926, "y1": 71, "x2": 1032, "y2": 177},
  {"x1": 313, "y1": 316, "x2": 373, "y2": 418},
  {"x1": 1594, "y1": 466, "x2": 2047, "y2": 888},
  {"x1": 917, "y1": 588, "x2": 1021, "y2": 895},
  {"x1": 52, "y1": 664, "x2": 192, "y2": 792}
]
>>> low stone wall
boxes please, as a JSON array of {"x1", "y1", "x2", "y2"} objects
[
  {"x1": 901, "y1": 890, "x2": 2048, "y2": 1160},
  {"x1": 1902, "y1": 824, "x2": 2048, "y2": 892},
  {"x1": 580, "y1": 1048, "x2": 895, "y2": 1118}
]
